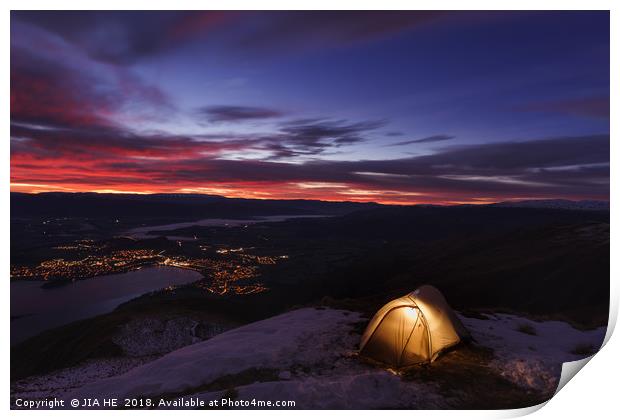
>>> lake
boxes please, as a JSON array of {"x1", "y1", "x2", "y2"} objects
[
  {"x1": 124, "y1": 214, "x2": 329, "y2": 239},
  {"x1": 10, "y1": 266, "x2": 203, "y2": 345}
]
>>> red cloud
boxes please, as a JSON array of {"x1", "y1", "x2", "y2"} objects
[{"x1": 11, "y1": 69, "x2": 114, "y2": 129}]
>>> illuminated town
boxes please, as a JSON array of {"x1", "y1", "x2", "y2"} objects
[{"x1": 10, "y1": 241, "x2": 289, "y2": 296}]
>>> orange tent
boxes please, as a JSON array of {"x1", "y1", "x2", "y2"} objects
[{"x1": 360, "y1": 285, "x2": 469, "y2": 366}]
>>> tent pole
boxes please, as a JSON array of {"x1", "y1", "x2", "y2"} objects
[{"x1": 397, "y1": 307, "x2": 420, "y2": 366}]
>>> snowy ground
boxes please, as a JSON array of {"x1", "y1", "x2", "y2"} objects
[
  {"x1": 11, "y1": 307, "x2": 606, "y2": 409},
  {"x1": 11, "y1": 357, "x2": 157, "y2": 401},
  {"x1": 460, "y1": 313, "x2": 606, "y2": 394}
]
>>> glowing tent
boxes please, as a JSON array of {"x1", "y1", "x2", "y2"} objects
[{"x1": 359, "y1": 285, "x2": 469, "y2": 366}]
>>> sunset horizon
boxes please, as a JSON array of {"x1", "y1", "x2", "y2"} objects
[{"x1": 8, "y1": 186, "x2": 611, "y2": 207}]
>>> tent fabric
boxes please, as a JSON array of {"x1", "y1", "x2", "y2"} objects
[{"x1": 359, "y1": 285, "x2": 469, "y2": 366}]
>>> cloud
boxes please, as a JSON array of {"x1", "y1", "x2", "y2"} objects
[
  {"x1": 389, "y1": 134, "x2": 455, "y2": 146},
  {"x1": 11, "y1": 11, "x2": 214, "y2": 65},
  {"x1": 199, "y1": 105, "x2": 284, "y2": 122},
  {"x1": 516, "y1": 96, "x2": 610, "y2": 119},
  {"x1": 166, "y1": 11, "x2": 238, "y2": 41},
  {"x1": 12, "y1": 11, "x2": 451, "y2": 65},
  {"x1": 11, "y1": 47, "x2": 116, "y2": 129},
  {"x1": 411, "y1": 135, "x2": 609, "y2": 171},
  {"x1": 10, "y1": 123, "x2": 259, "y2": 163},
  {"x1": 10, "y1": 38, "x2": 172, "y2": 130},
  {"x1": 262, "y1": 118, "x2": 386, "y2": 159},
  {"x1": 9, "y1": 113, "x2": 386, "y2": 166},
  {"x1": 236, "y1": 11, "x2": 447, "y2": 53},
  {"x1": 11, "y1": 130, "x2": 610, "y2": 203}
]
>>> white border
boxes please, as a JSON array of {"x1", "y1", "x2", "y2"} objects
[{"x1": 3, "y1": 2, "x2": 616, "y2": 419}]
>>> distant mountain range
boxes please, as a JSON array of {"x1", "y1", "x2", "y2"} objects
[
  {"x1": 10, "y1": 192, "x2": 609, "y2": 219},
  {"x1": 9, "y1": 192, "x2": 382, "y2": 219},
  {"x1": 493, "y1": 199, "x2": 609, "y2": 211}
]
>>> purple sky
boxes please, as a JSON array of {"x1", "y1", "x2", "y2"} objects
[{"x1": 10, "y1": 11, "x2": 609, "y2": 204}]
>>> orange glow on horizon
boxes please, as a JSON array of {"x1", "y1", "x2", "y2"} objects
[{"x1": 9, "y1": 181, "x2": 502, "y2": 206}]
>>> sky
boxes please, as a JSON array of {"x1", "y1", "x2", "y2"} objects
[{"x1": 10, "y1": 11, "x2": 609, "y2": 204}]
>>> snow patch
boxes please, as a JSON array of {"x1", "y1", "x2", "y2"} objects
[
  {"x1": 461, "y1": 313, "x2": 606, "y2": 394},
  {"x1": 70, "y1": 308, "x2": 367, "y2": 400}
]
